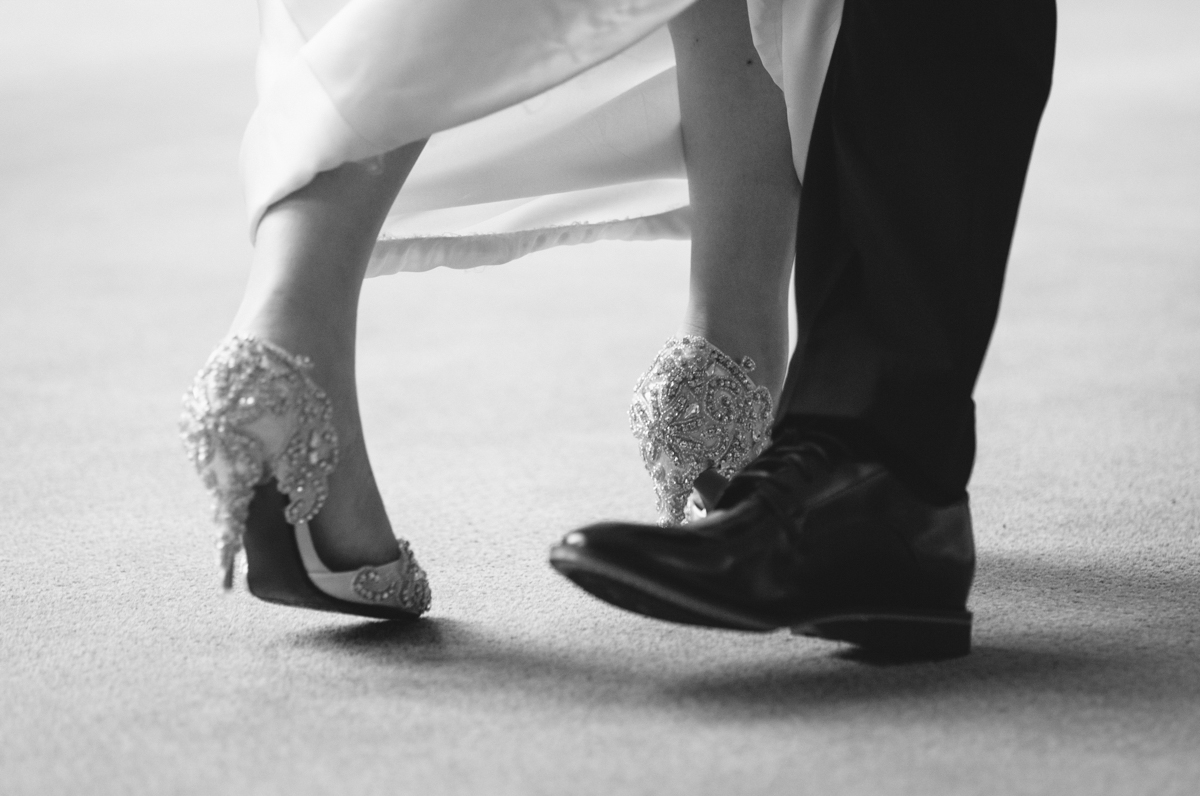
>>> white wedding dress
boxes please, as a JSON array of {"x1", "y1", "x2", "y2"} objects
[{"x1": 244, "y1": 0, "x2": 843, "y2": 275}]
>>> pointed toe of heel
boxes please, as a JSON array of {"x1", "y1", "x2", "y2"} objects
[{"x1": 244, "y1": 483, "x2": 428, "y2": 621}]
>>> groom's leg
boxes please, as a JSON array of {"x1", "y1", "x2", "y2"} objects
[{"x1": 780, "y1": 0, "x2": 1057, "y2": 504}]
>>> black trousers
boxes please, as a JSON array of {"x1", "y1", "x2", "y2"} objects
[{"x1": 779, "y1": 0, "x2": 1057, "y2": 504}]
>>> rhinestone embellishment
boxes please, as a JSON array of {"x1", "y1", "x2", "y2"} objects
[
  {"x1": 180, "y1": 335, "x2": 338, "y2": 587},
  {"x1": 630, "y1": 336, "x2": 774, "y2": 525},
  {"x1": 352, "y1": 539, "x2": 432, "y2": 613}
]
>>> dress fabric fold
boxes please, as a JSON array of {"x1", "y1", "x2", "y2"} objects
[{"x1": 243, "y1": 0, "x2": 843, "y2": 275}]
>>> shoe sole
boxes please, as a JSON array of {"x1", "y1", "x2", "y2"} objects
[
  {"x1": 242, "y1": 483, "x2": 423, "y2": 623},
  {"x1": 550, "y1": 545, "x2": 972, "y2": 659}
]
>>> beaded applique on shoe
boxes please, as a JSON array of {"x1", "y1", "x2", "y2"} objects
[
  {"x1": 630, "y1": 336, "x2": 774, "y2": 526},
  {"x1": 180, "y1": 334, "x2": 430, "y2": 616}
]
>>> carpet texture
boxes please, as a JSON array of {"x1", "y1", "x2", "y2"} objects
[{"x1": 1, "y1": 1, "x2": 1197, "y2": 793}]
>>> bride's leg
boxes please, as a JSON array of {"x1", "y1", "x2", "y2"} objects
[
  {"x1": 231, "y1": 140, "x2": 426, "y2": 570},
  {"x1": 669, "y1": 0, "x2": 798, "y2": 403}
]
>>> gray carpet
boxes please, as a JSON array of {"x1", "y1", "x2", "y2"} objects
[{"x1": 2, "y1": 1, "x2": 1197, "y2": 793}]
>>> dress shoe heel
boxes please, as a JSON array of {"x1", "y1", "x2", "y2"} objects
[
  {"x1": 180, "y1": 334, "x2": 430, "y2": 620},
  {"x1": 630, "y1": 336, "x2": 774, "y2": 525},
  {"x1": 793, "y1": 611, "x2": 973, "y2": 660}
]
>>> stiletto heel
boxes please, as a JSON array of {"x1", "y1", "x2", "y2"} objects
[
  {"x1": 629, "y1": 336, "x2": 774, "y2": 526},
  {"x1": 180, "y1": 334, "x2": 430, "y2": 619}
]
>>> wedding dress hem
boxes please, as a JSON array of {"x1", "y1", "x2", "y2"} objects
[{"x1": 244, "y1": 0, "x2": 844, "y2": 273}]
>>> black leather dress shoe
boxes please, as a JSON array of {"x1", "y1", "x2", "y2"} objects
[{"x1": 550, "y1": 432, "x2": 976, "y2": 659}]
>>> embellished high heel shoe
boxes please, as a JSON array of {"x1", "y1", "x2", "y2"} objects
[
  {"x1": 629, "y1": 336, "x2": 774, "y2": 526},
  {"x1": 180, "y1": 334, "x2": 430, "y2": 620}
]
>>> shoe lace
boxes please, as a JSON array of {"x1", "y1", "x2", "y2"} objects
[{"x1": 716, "y1": 430, "x2": 842, "y2": 509}]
